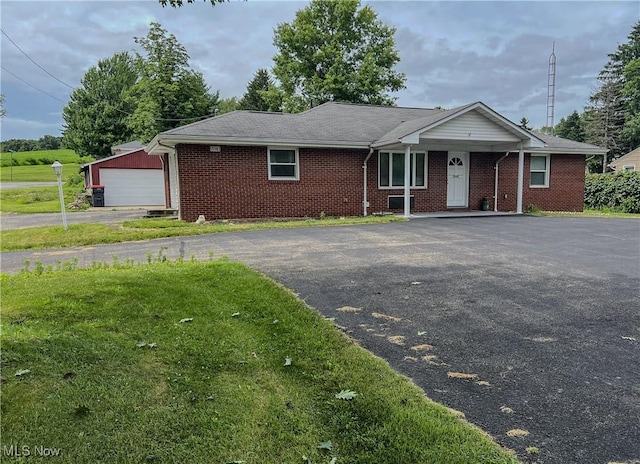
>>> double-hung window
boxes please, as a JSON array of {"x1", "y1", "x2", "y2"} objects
[
  {"x1": 268, "y1": 147, "x2": 299, "y2": 180},
  {"x1": 530, "y1": 154, "x2": 550, "y2": 187},
  {"x1": 379, "y1": 152, "x2": 427, "y2": 188}
]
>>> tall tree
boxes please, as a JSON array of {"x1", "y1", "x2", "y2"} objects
[
  {"x1": 272, "y1": 0, "x2": 406, "y2": 111},
  {"x1": 585, "y1": 21, "x2": 640, "y2": 163},
  {"x1": 62, "y1": 52, "x2": 138, "y2": 158},
  {"x1": 238, "y1": 69, "x2": 272, "y2": 111},
  {"x1": 127, "y1": 23, "x2": 218, "y2": 142},
  {"x1": 555, "y1": 111, "x2": 586, "y2": 142},
  {"x1": 621, "y1": 58, "x2": 640, "y2": 149}
]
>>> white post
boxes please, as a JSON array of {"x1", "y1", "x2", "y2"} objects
[
  {"x1": 404, "y1": 144, "x2": 411, "y2": 217},
  {"x1": 52, "y1": 161, "x2": 68, "y2": 230},
  {"x1": 516, "y1": 145, "x2": 524, "y2": 214}
]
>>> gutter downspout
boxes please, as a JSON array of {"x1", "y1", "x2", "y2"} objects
[
  {"x1": 404, "y1": 144, "x2": 412, "y2": 218},
  {"x1": 516, "y1": 142, "x2": 524, "y2": 214},
  {"x1": 157, "y1": 140, "x2": 179, "y2": 217},
  {"x1": 494, "y1": 152, "x2": 510, "y2": 211},
  {"x1": 363, "y1": 147, "x2": 374, "y2": 216}
]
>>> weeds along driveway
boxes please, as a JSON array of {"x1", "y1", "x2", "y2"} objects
[{"x1": 1, "y1": 216, "x2": 639, "y2": 463}]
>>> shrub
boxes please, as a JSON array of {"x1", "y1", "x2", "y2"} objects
[
  {"x1": 65, "y1": 172, "x2": 85, "y2": 187},
  {"x1": 584, "y1": 171, "x2": 640, "y2": 213},
  {"x1": 23, "y1": 157, "x2": 39, "y2": 165},
  {"x1": 38, "y1": 157, "x2": 54, "y2": 165}
]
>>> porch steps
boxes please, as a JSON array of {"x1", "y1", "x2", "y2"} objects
[{"x1": 144, "y1": 209, "x2": 179, "y2": 219}]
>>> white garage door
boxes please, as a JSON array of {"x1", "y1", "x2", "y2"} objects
[{"x1": 100, "y1": 169, "x2": 165, "y2": 206}]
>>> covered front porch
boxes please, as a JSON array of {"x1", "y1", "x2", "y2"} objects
[{"x1": 365, "y1": 102, "x2": 546, "y2": 217}]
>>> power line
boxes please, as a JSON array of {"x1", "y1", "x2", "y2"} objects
[
  {"x1": 0, "y1": 65, "x2": 66, "y2": 103},
  {"x1": 1, "y1": 28, "x2": 76, "y2": 90},
  {"x1": 1, "y1": 28, "x2": 219, "y2": 123}
]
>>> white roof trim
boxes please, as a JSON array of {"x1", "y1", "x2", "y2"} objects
[
  {"x1": 398, "y1": 102, "x2": 545, "y2": 148},
  {"x1": 146, "y1": 135, "x2": 370, "y2": 154}
]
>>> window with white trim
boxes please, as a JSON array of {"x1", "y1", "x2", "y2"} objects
[
  {"x1": 268, "y1": 148, "x2": 299, "y2": 180},
  {"x1": 378, "y1": 151, "x2": 427, "y2": 188},
  {"x1": 530, "y1": 154, "x2": 550, "y2": 187}
]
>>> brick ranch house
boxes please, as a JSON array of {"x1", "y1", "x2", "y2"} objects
[{"x1": 145, "y1": 101, "x2": 606, "y2": 222}]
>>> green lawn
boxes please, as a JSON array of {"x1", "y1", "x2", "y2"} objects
[
  {"x1": 0, "y1": 163, "x2": 83, "y2": 183},
  {"x1": 0, "y1": 148, "x2": 88, "y2": 182},
  {"x1": 0, "y1": 185, "x2": 81, "y2": 214},
  {"x1": 0, "y1": 217, "x2": 404, "y2": 251},
  {"x1": 1, "y1": 262, "x2": 518, "y2": 463}
]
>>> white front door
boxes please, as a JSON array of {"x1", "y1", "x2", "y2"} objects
[{"x1": 447, "y1": 152, "x2": 469, "y2": 207}]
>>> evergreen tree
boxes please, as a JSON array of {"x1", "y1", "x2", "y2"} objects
[
  {"x1": 555, "y1": 111, "x2": 586, "y2": 142},
  {"x1": 238, "y1": 69, "x2": 272, "y2": 111}
]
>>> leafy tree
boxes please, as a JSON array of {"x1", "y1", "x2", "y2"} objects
[
  {"x1": 585, "y1": 21, "x2": 640, "y2": 164},
  {"x1": 127, "y1": 22, "x2": 219, "y2": 142},
  {"x1": 621, "y1": 58, "x2": 640, "y2": 149},
  {"x1": 555, "y1": 111, "x2": 585, "y2": 142},
  {"x1": 272, "y1": 0, "x2": 406, "y2": 111},
  {"x1": 217, "y1": 96, "x2": 240, "y2": 115},
  {"x1": 519, "y1": 117, "x2": 532, "y2": 131},
  {"x1": 62, "y1": 52, "x2": 138, "y2": 158},
  {"x1": 238, "y1": 69, "x2": 272, "y2": 111},
  {"x1": 159, "y1": 0, "x2": 227, "y2": 6}
]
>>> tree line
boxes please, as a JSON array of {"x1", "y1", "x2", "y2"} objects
[
  {"x1": 62, "y1": 0, "x2": 405, "y2": 159},
  {"x1": 0, "y1": 135, "x2": 64, "y2": 153},
  {"x1": 553, "y1": 22, "x2": 639, "y2": 173}
]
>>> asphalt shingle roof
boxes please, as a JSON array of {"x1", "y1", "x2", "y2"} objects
[{"x1": 157, "y1": 102, "x2": 605, "y2": 153}]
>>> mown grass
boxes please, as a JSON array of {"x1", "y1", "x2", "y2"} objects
[
  {"x1": 0, "y1": 186, "x2": 81, "y2": 214},
  {"x1": 0, "y1": 163, "x2": 83, "y2": 183},
  {"x1": 1, "y1": 262, "x2": 518, "y2": 463},
  {"x1": 534, "y1": 208, "x2": 640, "y2": 219},
  {"x1": 0, "y1": 216, "x2": 404, "y2": 251}
]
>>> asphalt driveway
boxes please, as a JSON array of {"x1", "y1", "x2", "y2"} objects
[{"x1": 1, "y1": 216, "x2": 638, "y2": 463}]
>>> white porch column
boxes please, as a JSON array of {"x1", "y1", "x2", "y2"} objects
[
  {"x1": 516, "y1": 144, "x2": 524, "y2": 214},
  {"x1": 404, "y1": 144, "x2": 412, "y2": 217}
]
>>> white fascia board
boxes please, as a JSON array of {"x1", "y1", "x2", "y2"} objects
[
  {"x1": 152, "y1": 135, "x2": 370, "y2": 150},
  {"x1": 529, "y1": 147, "x2": 608, "y2": 155},
  {"x1": 399, "y1": 133, "x2": 420, "y2": 145}
]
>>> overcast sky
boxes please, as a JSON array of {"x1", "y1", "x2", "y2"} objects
[{"x1": 1, "y1": 0, "x2": 638, "y2": 141}]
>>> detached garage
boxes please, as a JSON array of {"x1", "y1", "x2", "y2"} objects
[{"x1": 81, "y1": 148, "x2": 165, "y2": 207}]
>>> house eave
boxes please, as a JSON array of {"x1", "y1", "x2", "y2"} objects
[
  {"x1": 528, "y1": 147, "x2": 609, "y2": 155},
  {"x1": 146, "y1": 135, "x2": 370, "y2": 153}
]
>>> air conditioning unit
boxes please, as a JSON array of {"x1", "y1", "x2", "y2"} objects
[{"x1": 209, "y1": 145, "x2": 221, "y2": 153}]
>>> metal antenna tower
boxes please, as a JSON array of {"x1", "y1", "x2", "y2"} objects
[{"x1": 546, "y1": 42, "x2": 556, "y2": 135}]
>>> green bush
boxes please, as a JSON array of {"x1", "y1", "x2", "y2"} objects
[
  {"x1": 584, "y1": 171, "x2": 640, "y2": 213},
  {"x1": 65, "y1": 172, "x2": 85, "y2": 187},
  {"x1": 24, "y1": 157, "x2": 38, "y2": 166}
]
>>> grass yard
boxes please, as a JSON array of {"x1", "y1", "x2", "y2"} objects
[
  {"x1": 0, "y1": 163, "x2": 83, "y2": 183},
  {"x1": 0, "y1": 149, "x2": 87, "y2": 183},
  {"x1": 0, "y1": 186, "x2": 81, "y2": 215},
  {"x1": 0, "y1": 216, "x2": 404, "y2": 251},
  {"x1": 0, "y1": 262, "x2": 518, "y2": 463}
]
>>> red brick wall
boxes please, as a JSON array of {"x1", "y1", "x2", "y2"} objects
[
  {"x1": 176, "y1": 144, "x2": 368, "y2": 221},
  {"x1": 89, "y1": 150, "x2": 162, "y2": 186},
  {"x1": 496, "y1": 154, "x2": 585, "y2": 212},
  {"x1": 172, "y1": 145, "x2": 585, "y2": 220}
]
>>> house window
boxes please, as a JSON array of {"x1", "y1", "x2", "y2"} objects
[
  {"x1": 530, "y1": 154, "x2": 550, "y2": 187},
  {"x1": 268, "y1": 148, "x2": 299, "y2": 180},
  {"x1": 623, "y1": 165, "x2": 635, "y2": 172},
  {"x1": 379, "y1": 152, "x2": 427, "y2": 188}
]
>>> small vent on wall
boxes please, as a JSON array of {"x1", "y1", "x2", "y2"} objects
[{"x1": 209, "y1": 146, "x2": 221, "y2": 153}]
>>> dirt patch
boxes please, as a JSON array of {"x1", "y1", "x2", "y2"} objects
[
  {"x1": 411, "y1": 343, "x2": 434, "y2": 352},
  {"x1": 387, "y1": 335, "x2": 406, "y2": 346},
  {"x1": 372, "y1": 312, "x2": 402, "y2": 322},
  {"x1": 447, "y1": 372, "x2": 479, "y2": 380},
  {"x1": 506, "y1": 429, "x2": 530, "y2": 438},
  {"x1": 337, "y1": 306, "x2": 361, "y2": 312}
]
